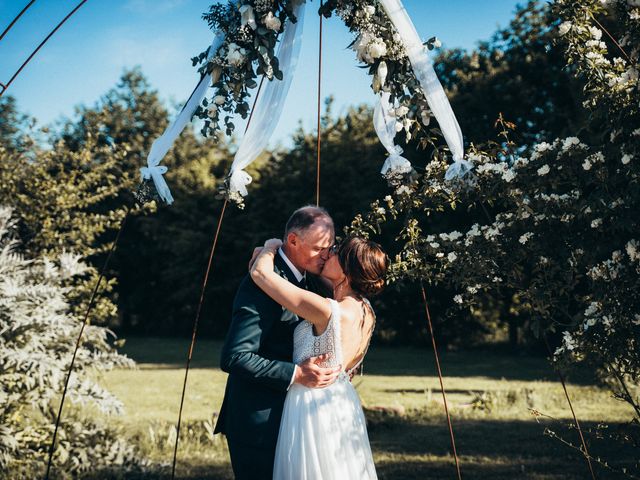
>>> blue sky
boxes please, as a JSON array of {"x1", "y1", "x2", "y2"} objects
[{"x1": 1, "y1": 0, "x2": 522, "y2": 146}]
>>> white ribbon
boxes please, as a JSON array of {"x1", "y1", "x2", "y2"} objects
[
  {"x1": 229, "y1": 169, "x2": 252, "y2": 197},
  {"x1": 374, "y1": 92, "x2": 412, "y2": 176},
  {"x1": 228, "y1": 2, "x2": 306, "y2": 197},
  {"x1": 141, "y1": 31, "x2": 225, "y2": 204},
  {"x1": 444, "y1": 159, "x2": 474, "y2": 180},
  {"x1": 379, "y1": 0, "x2": 470, "y2": 180}
]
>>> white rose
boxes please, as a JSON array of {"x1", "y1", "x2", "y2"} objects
[
  {"x1": 622, "y1": 153, "x2": 632, "y2": 164},
  {"x1": 367, "y1": 39, "x2": 387, "y2": 60},
  {"x1": 582, "y1": 159, "x2": 592, "y2": 170},
  {"x1": 239, "y1": 4, "x2": 257, "y2": 30},
  {"x1": 395, "y1": 105, "x2": 409, "y2": 117},
  {"x1": 376, "y1": 207, "x2": 386, "y2": 215},
  {"x1": 263, "y1": 11, "x2": 281, "y2": 31},
  {"x1": 447, "y1": 252, "x2": 457, "y2": 262},
  {"x1": 213, "y1": 95, "x2": 226, "y2": 105},
  {"x1": 453, "y1": 295, "x2": 463, "y2": 304},
  {"x1": 226, "y1": 43, "x2": 246, "y2": 67},
  {"x1": 353, "y1": 33, "x2": 373, "y2": 63},
  {"x1": 558, "y1": 21, "x2": 572, "y2": 36}
]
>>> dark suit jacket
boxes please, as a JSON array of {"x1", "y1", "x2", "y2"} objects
[{"x1": 214, "y1": 253, "x2": 302, "y2": 448}]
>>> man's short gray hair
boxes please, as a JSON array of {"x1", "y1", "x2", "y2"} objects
[{"x1": 284, "y1": 206, "x2": 333, "y2": 240}]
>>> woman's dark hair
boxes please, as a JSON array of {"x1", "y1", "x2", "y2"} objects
[{"x1": 337, "y1": 237, "x2": 389, "y2": 297}]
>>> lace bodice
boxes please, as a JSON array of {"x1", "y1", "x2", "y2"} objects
[{"x1": 292, "y1": 298, "x2": 374, "y2": 377}]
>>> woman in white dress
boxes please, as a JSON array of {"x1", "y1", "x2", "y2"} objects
[{"x1": 250, "y1": 236, "x2": 388, "y2": 480}]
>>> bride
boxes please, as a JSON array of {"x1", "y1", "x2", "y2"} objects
[{"x1": 250, "y1": 236, "x2": 388, "y2": 479}]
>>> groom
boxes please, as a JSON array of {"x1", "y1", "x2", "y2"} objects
[{"x1": 214, "y1": 205, "x2": 340, "y2": 479}]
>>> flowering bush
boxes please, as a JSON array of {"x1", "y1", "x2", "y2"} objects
[
  {"x1": 0, "y1": 207, "x2": 142, "y2": 477},
  {"x1": 348, "y1": 0, "x2": 639, "y2": 420}
]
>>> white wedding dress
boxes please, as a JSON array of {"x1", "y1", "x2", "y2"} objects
[{"x1": 273, "y1": 298, "x2": 378, "y2": 480}]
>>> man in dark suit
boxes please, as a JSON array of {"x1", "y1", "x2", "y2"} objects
[{"x1": 214, "y1": 206, "x2": 340, "y2": 479}]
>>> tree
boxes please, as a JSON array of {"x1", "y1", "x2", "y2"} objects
[{"x1": 435, "y1": 1, "x2": 588, "y2": 147}]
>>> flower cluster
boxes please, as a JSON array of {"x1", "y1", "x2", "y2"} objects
[{"x1": 194, "y1": 1, "x2": 302, "y2": 138}]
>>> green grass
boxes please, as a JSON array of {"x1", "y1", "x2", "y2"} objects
[{"x1": 99, "y1": 337, "x2": 638, "y2": 479}]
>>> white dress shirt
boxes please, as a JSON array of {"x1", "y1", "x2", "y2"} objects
[{"x1": 278, "y1": 248, "x2": 304, "y2": 388}]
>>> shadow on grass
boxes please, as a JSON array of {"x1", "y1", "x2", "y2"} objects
[
  {"x1": 119, "y1": 337, "x2": 597, "y2": 384},
  {"x1": 368, "y1": 412, "x2": 637, "y2": 480}
]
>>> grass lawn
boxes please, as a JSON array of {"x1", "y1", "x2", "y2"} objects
[{"x1": 99, "y1": 337, "x2": 637, "y2": 479}]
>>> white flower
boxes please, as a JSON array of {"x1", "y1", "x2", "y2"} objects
[
  {"x1": 519, "y1": 232, "x2": 533, "y2": 244},
  {"x1": 633, "y1": 314, "x2": 640, "y2": 326},
  {"x1": 584, "y1": 316, "x2": 597, "y2": 331},
  {"x1": 213, "y1": 95, "x2": 226, "y2": 105},
  {"x1": 562, "y1": 331, "x2": 577, "y2": 351},
  {"x1": 432, "y1": 38, "x2": 442, "y2": 48},
  {"x1": 585, "y1": 301, "x2": 599, "y2": 317},
  {"x1": 364, "y1": 5, "x2": 375, "y2": 15},
  {"x1": 226, "y1": 43, "x2": 246, "y2": 67},
  {"x1": 622, "y1": 153, "x2": 632, "y2": 165},
  {"x1": 467, "y1": 224, "x2": 481, "y2": 237},
  {"x1": 502, "y1": 169, "x2": 516, "y2": 182},
  {"x1": 537, "y1": 164, "x2": 550, "y2": 176},
  {"x1": 453, "y1": 294, "x2": 463, "y2": 304},
  {"x1": 558, "y1": 21, "x2": 572, "y2": 36},
  {"x1": 353, "y1": 33, "x2": 387, "y2": 63},
  {"x1": 395, "y1": 185, "x2": 411, "y2": 195},
  {"x1": 394, "y1": 105, "x2": 409, "y2": 117},
  {"x1": 588, "y1": 26, "x2": 603, "y2": 40},
  {"x1": 367, "y1": 39, "x2": 387, "y2": 60},
  {"x1": 591, "y1": 218, "x2": 603, "y2": 228},
  {"x1": 376, "y1": 207, "x2": 386, "y2": 215},
  {"x1": 430, "y1": 242, "x2": 440, "y2": 248},
  {"x1": 263, "y1": 11, "x2": 281, "y2": 31},
  {"x1": 492, "y1": 276, "x2": 503, "y2": 283},
  {"x1": 534, "y1": 142, "x2": 552, "y2": 153},
  {"x1": 384, "y1": 195, "x2": 392, "y2": 202},
  {"x1": 582, "y1": 159, "x2": 592, "y2": 171},
  {"x1": 561, "y1": 136, "x2": 581, "y2": 151},
  {"x1": 207, "y1": 104, "x2": 218, "y2": 117},
  {"x1": 240, "y1": 4, "x2": 257, "y2": 30},
  {"x1": 447, "y1": 252, "x2": 457, "y2": 262},
  {"x1": 626, "y1": 239, "x2": 639, "y2": 261},
  {"x1": 440, "y1": 231, "x2": 463, "y2": 241},
  {"x1": 466, "y1": 284, "x2": 480, "y2": 294}
]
